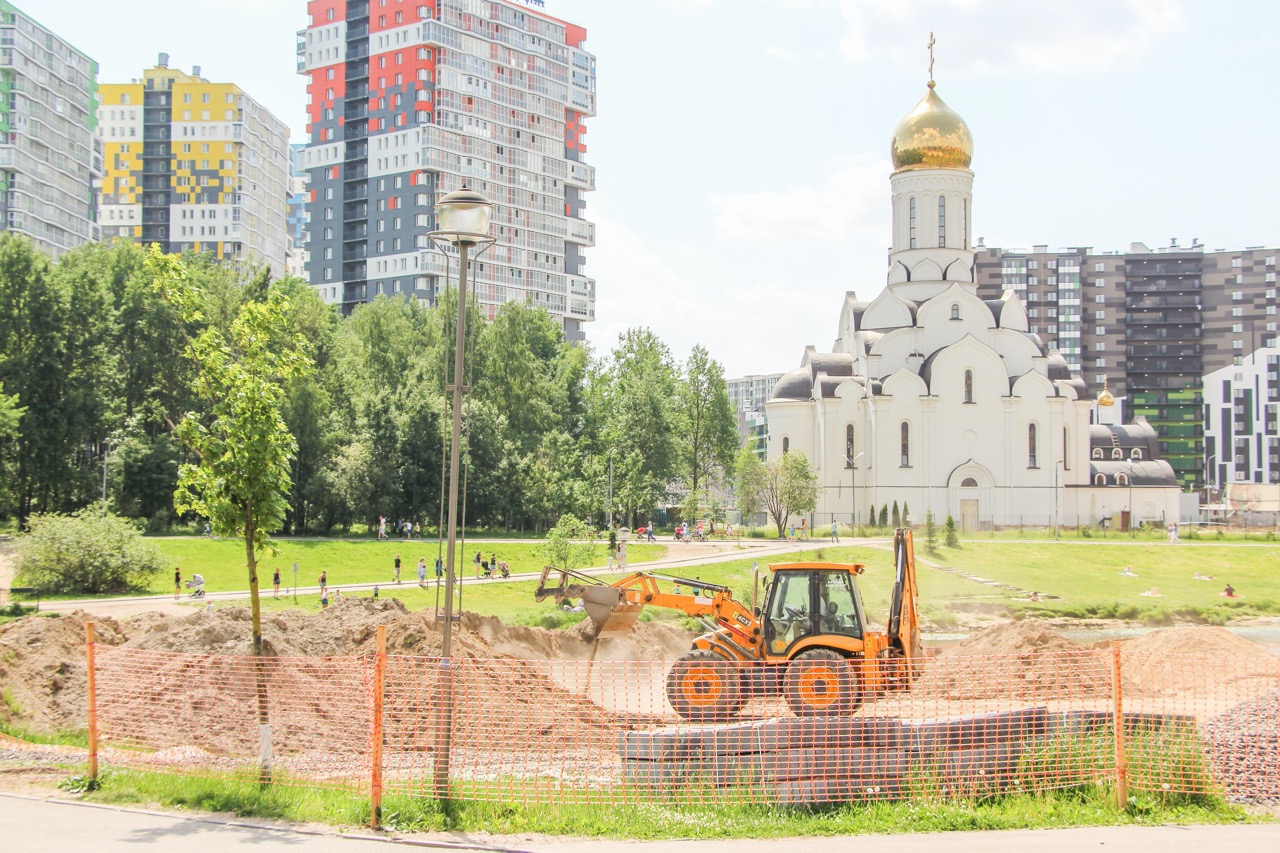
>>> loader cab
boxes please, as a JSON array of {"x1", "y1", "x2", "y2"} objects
[{"x1": 762, "y1": 564, "x2": 868, "y2": 657}]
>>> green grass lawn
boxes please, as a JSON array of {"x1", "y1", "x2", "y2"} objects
[
  {"x1": 148, "y1": 539, "x2": 667, "y2": 596},
  {"x1": 920, "y1": 540, "x2": 1280, "y2": 623}
]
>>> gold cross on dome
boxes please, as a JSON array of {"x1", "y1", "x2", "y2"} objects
[{"x1": 928, "y1": 32, "x2": 936, "y2": 85}]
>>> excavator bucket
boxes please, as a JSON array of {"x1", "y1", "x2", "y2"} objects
[
  {"x1": 887, "y1": 528, "x2": 924, "y2": 676},
  {"x1": 533, "y1": 565, "x2": 645, "y2": 639},
  {"x1": 579, "y1": 586, "x2": 644, "y2": 639}
]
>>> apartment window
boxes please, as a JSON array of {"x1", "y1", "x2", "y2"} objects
[
  {"x1": 323, "y1": 227, "x2": 333, "y2": 239},
  {"x1": 1268, "y1": 306, "x2": 1278, "y2": 315},
  {"x1": 1095, "y1": 358, "x2": 1106, "y2": 367},
  {"x1": 937, "y1": 196, "x2": 946, "y2": 247},
  {"x1": 1233, "y1": 340, "x2": 1244, "y2": 350},
  {"x1": 1094, "y1": 278, "x2": 1105, "y2": 287},
  {"x1": 323, "y1": 247, "x2": 333, "y2": 260},
  {"x1": 1095, "y1": 294, "x2": 1106, "y2": 303},
  {"x1": 1028, "y1": 423, "x2": 1038, "y2": 468},
  {"x1": 909, "y1": 197, "x2": 917, "y2": 249},
  {"x1": 1233, "y1": 307, "x2": 1244, "y2": 316},
  {"x1": 1232, "y1": 290, "x2": 1244, "y2": 300},
  {"x1": 1232, "y1": 257, "x2": 1243, "y2": 268},
  {"x1": 964, "y1": 369, "x2": 974, "y2": 403},
  {"x1": 323, "y1": 268, "x2": 333, "y2": 280},
  {"x1": 900, "y1": 422, "x2": 911, "y2": 467},
  {"x1": 1095, "y1": 262, "x2": 1105, "y2": 272},
  {"x1": 1233, "y1": 323, "x2": 1244, "y2": 333},
  {"x1": 1095, "y1": 342, "x2": 1106, "y2": 352},
  {"x1": 1095, "y1": 309, "x2": 1106, "y2": 320}
]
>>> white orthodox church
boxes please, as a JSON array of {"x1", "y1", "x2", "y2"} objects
[{"x1": 765, "y1": 78, "x2": 1181, "y2": 530}]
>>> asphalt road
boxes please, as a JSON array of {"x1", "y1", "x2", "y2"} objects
[{"x1": 2, "y1": 795, "x2": 1277, "y2": 852}]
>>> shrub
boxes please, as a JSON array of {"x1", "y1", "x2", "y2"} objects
[
  {"x1": 944, "y1": 514, "x2": 960, "y2": 548},
  {"x1": 15, "y1": 511, "x2": 166, "y2": 595}
]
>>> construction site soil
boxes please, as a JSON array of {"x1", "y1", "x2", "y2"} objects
[{"x1": 0, "y1": 604, "x2": 1276, "y2": 738}]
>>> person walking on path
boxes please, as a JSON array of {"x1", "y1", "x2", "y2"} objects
[
  {"x1": 417, "y1": 558, "x2": 427, "y2": 587},
  {"x1": 393, "y1": 554, "x2": 402, "y2": 584},
  {"x1": 318, "y1": 570, "x2": 328, "y2": 595},
  {"x1": 174, "y1": 567, "x2": 181, "y2": 601},
  {"x1": 272, "y1": 569, "x2": 281, "y2": 599},
  {"x1": 378, "y1": 516, "x2": 387, "y2": 540},
  {"x1": 473, "y1": 551, "x2": 482, "y2": 578},
  {"x1": 434, "y1": 554, "x2": 443, "y2": 583},
  {"x1": 831, "y1": 520, "x2": 839, "y2": 542}
]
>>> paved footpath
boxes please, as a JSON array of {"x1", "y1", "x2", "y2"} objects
[{"x1": 2, "y1": 795, "x2": 1277, "y2": 852}]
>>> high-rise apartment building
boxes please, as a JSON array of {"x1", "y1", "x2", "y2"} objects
[
  {"x1": 0, "y1": 2, "x2": 101, "y2": 255},
  {"x1": 98, "y1": 56, "x2": 290, "y2": 273},
  {"x1": 287, "y1": 143, "x2": 309, "y2": 279},
  {"x1": 976, "y1": 242, "x2": 1279, "y2": 489},
  {"x1": 298, "y1": 0, "x2": 597, "y2": 338},
  {"x1": 1203, "y1": 344, "x2": 1280, "y2": 487},
  {"x1": 727, "y1": 373, "x2": 782, "y2": 460}
]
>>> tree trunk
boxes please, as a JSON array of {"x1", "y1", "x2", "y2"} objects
[{"x1": 244, "y1": 512, "x2": 272, "y2": 782}]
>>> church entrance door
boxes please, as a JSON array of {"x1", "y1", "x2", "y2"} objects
[{"x1": 960, "y1": 499, "x2": 979, "y2": 532}]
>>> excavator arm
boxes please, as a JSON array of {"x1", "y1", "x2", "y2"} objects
[
  {"x1": 887, "y1": 528, "x2": 923, "y2": 663},
  {"x1": 534, "y1": 565, "x2": 761, "y2": 650}
]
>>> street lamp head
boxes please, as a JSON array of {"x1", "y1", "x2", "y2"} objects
[{"x1": 433, "y1": 188, "x2": 493, "y2": 246}]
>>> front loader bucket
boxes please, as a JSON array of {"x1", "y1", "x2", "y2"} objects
[{"x1": 580, "y1": 585, "x2": 643, "y2": 639}]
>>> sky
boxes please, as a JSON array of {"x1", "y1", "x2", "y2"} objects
[{"x1": 35, "y1": 0, "x2": 1280, "y2": 378}]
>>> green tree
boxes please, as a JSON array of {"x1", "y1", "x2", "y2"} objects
[
  {"x1": 151, "y1": 249, "x2": 313, "y2": 656},
  {"x1": 924, "y1": 510, "x2": 939, "y2": 554},
  {"x1": 599, "y1": 329, "x2": 679, "y2": 523},
  {"x1": 902, "y1": 501, "x2": 910, "y2": 527},
  {"x1": 892, "y1": 500, "x2": 901, "y2": 528},
  {"x1": 15, "y1": 510, "x2": 166, "y2": 595},
  {"x1": 945, "y1": 514, "x2": 960, "y2": 548},
  {"x1": 878, "y1": 504, "x2": 889, "y2": 528},
  {"x1": 676, "y1": 345, "x2": 738, "y2": 501},
  {"x1": 540, "y1": 513, "x2": 599, "y2": 572},
  {"x1": 732, "y1": 446, "x2": 765, "y2": 529},
  {"x1": 760, "y1": 450, "x2": 820, "y2": 537}
]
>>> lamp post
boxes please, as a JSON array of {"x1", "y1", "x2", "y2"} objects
[
  {"x1": 845, "y1": 452, "x2": 864, "y2": 529},
  {"x1": 1128, "y1": 457, "x2": 1136, "y2": 538},
  {"x1": 1053, "y1": 459, "x2": 1062, "y2": 539},
  {"x1": 427, "y1": 188, "x2": 495, "y2": 800},
  {"x1": 428, "y1": 188, "x2": 495, "y2": 658}
]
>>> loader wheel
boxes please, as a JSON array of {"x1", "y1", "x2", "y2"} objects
[
  {"x1": 784, "y1": 649, "x2": 862, "y2": 717},
  {"x1": 666, "y1": 651, "x2": 744, "y2": 722}
]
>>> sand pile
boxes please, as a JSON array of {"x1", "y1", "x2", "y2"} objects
[
  {"x1": 915, "y1": 621, "x2": 1109, "y2": 701},
  {"x1": 0, "y1": 611, "x2": 125, "y2": 732},
  {"x1": 0, "y1": 599, "x2": 696, "y2": 738},
  {"x1": 1119, "y1": 626, "x2": 1278, "y2": 699}
]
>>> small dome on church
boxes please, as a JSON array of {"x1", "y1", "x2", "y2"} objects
[{"x1": 891, "y1": 85, "x2": 973, "y2": 172}]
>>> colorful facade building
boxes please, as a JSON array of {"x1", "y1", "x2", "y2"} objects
[
  {"x1": 298, "y1": 0, "x2": 597, "y2": 339},
  {"x1": 0, "y1": 1, "x2": 101, "y2": 255},
  {"x1": 98, "y1": 56, "x2": 289, "y2": 273},
  {"x1": 287, "y1": 143, "x2": 310, "y2": 279}
]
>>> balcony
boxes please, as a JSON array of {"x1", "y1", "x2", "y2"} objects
[
  {"x1": 566, "y1": 161, "x2": 595, "y2": 190},
  {"x1": 565, "y1": 217, "x2": 594, "y2": 246}
]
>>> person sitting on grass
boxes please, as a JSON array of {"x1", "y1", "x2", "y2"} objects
[
  {"x1": 1119, "y1": 566, "x2": 1137, "y2": 577},
  {"x1": 1140, "y1": 587, "x2": 1162, "y2": 597},
  {"x1": 1221, "y1": 584, "x2": 1237, "y2": 598}
]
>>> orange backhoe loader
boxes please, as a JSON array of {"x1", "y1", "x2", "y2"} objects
[{"x1": 535, "y1": 528, "x2": 924, "y2": 720}]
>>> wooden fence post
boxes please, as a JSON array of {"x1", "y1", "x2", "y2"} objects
[
  {"x1": 85, "y1": 621, "x2": 99, "y2": 783},
  {"x1": 1111, "y1": 641, "x2": 1128, "y2": 809},
  {"x1": 370, "y1": 625, "x2": 386, "y2": 830}
]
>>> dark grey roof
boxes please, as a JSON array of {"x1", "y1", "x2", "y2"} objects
[
  {"x1": 1089, "y1": 460, "x2": 1179, "y2": 487},
  {"x1": 984, "y1": 299, "x2": 1006, "y2": 323},
  {"x1": 918, "y1": 349, "x2": 942, "y2": 391},
  {"x1": 1088, "y1": 418, "x2": 1163, "y2": 460},
  {"x1": 1045, "y1": 351, "x2": 1073, "y2": 380},
  {"x1": 809, "y1": 352, "x2": 854, "y2": 377},
  {"x1": 770, "y1": 367, "x2": 812, "y2": 401}
]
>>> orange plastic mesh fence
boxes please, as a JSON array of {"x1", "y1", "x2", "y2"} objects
[
  {"x1": 67, "y1": 646, "x2": 1280, "y2": 806},
  {"x1": 93, "y1": 648, "x2": 375, "y2": 793}
]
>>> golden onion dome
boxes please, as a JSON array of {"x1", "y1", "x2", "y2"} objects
[
  {"x1": 890, "y1": 83, "x2": 974, "y2": 172},
  {"x1": 1097, "y1": 380, "x2": 1115, "y2": 407}
]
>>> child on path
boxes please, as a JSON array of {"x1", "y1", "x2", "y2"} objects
[
  {"x1": 831, "y1": 520, "x2": 839, "y2": 542},
  {"x1": 174, "y1": 567, "x2": 181, "y2": 601},
  {"x1": 394, "y1": 554, "x2": 402, "y2": 583},
  {"x1": 272, "y1": 569, "x2": 281, "y2": 599},
  {"x1": 418, "y1": 558, "x2": 427, "y2": 586}
]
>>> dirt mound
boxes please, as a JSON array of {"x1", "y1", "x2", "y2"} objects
[
  {"x1": 1119, "y1": 626, "x2": 1278, "y2": 699},
  {"x1": 0, "y1": 611, "x2": 125, "y2": 732},
  {"x1": 917, "y1": 620, "x2": 1107, "y2": 701}
]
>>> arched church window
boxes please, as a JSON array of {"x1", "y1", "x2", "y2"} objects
[
  {"x1": 1092, "y1": 448, "x2": 1104, "y2": 460},
  {"x1": 1028, "y1": 423, "x2": 1038, "y2": 468},
  {"x1": 1112, "y1": 448, "x2": 1124, "y2": 460},
  {"x1": 963, "y1": 369, "x2": 973, "y2": 403},
  {"x1": 951, "y1": 303, "x2": 961, "y2": 321},
  {"x1": 938, "y1": 196, "x2": 946, "y2": 247},
  {"x1": 1117, "y1": 473, "x2": 1129, "y2": 486},
  {"x1": 961, "y1": 477, "x2": 978, "y2": 487},
  {"x1": 1095, "y1": 473, "x2": 1107, "y2": 485},
  {"x1": 845, "y1": 424, "x2": 854, "y2": 466},
  {"x1": 1130, "y1": 448, "x2": 1143, "y2": 460},
  {"x1": 900, "y1": 421, "x2": 910, "y2": 467},
  {"x1": 782, "y1": 436, "x2": 789, "y2": 454},
  {"x1": 909, "y1": 197, "x2": 917, "y2": 249},
  {"x1": 963, "y1": 199, "x2": 968, "y2": 249}
]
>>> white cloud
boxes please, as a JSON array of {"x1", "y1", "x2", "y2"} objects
[
  {"x1": 837, "y1": 0, "x2": 1185, "y2": 75},
  {"x1": 710, "y1": 152, "x2": 889, "y2": 246},
  {"x1": 764, "y1": 45, "x2": 800, "y2": 60}
]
